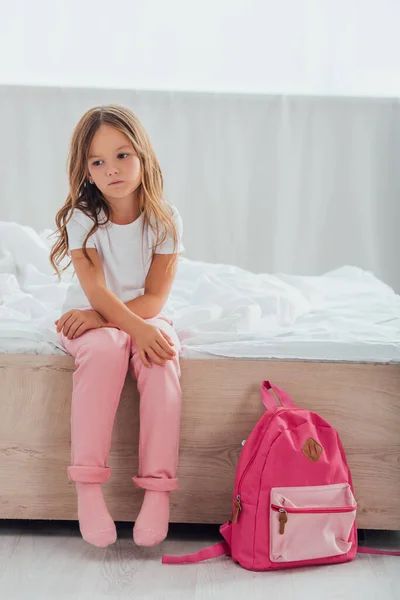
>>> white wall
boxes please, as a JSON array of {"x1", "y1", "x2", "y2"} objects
[
  {"x1": 1, "y1": 0, "x2": 400, "y2": 97},
  {"x1": 2, "y1": 86, "x2": 400, "y2": 290}
]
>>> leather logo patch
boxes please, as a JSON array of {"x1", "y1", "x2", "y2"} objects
[{"x1": 302, "y1": 438, "x2": 323, "y2": 462}]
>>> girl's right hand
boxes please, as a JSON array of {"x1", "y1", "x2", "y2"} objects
[
  {"x1": 133, "y1": 322, "x2": 176, "y2": 367},
  {"x1": 55, "y1": 309, "x2": 106, "y2": 340}
]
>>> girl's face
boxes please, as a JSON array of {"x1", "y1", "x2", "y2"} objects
[{"x1": 87, "y1": 124, "x2": 141, "y2": 202}]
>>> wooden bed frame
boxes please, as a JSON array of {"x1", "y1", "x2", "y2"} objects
[{"x1": 1, "y1": 355, "x2": 399, "y2": 529}]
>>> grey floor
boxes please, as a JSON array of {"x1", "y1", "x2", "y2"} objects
[{"x1": 0, "y1": 521, "x2": 399, "y2": 600}]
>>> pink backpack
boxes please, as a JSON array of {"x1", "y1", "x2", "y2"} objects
[{"x1": 163, "y1": 381, "x2": 399, "y2": 569}]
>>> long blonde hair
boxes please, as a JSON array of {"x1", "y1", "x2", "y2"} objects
[{"x1": 50, "y1": 104, "x2": 177, "y2": 277}]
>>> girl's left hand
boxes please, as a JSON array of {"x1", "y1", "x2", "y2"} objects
[{"x1": 55, "y1": 309, "x2": 106, "y2": 340}]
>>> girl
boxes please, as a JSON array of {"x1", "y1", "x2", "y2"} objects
[{"x1": 50, "y1": 105, "x2": 184, "y2": 549}]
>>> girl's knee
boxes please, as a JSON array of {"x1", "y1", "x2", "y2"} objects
[
  {"x1": 153, "y1": 356, "x2": 181, "y2": 378},
  {"x1": 77, "y1": 329, "x2": 130, "y2": 366}
]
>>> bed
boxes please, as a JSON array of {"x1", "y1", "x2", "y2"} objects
[{"x1": 1, "y1": 223, "x2": 399, "y2": 529}]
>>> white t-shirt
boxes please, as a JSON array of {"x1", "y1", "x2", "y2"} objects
[{"x1": 62, "y1": 205, "x2": 184, "y2": 313}]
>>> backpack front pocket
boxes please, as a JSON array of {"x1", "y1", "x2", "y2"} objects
[{"x1": 270, "y1": 483, "x2": 357, "y2": 563}]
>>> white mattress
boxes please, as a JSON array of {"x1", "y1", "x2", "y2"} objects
[{"x1": 1, "y1": 222, "x2": 400, "y2": 363}]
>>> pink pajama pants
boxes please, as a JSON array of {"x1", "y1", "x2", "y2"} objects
[{"x1": 60, "y1": 318, "x2": 182, "y2": 492}]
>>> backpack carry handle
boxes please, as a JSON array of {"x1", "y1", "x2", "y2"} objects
[{"x1": 261, "y1": 381, "x2": 296, "y2": 411}]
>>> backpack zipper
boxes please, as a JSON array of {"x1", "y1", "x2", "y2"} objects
[
  {"x1": 232, "y1": 495, "x2": 242, "y2": 523},
  {"x1": 234, "y1": 408, "x2": 299, "y2": 521},
  {"x1": 271, "y1": 504, "x2": 356, "y2": 515},
  {"x1": 271, "y1": 503, "x2": 357, "y2": 535}
]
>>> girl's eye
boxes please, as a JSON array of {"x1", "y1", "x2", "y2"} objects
[
  {"x1": 92, "y1": 160, "x2": 103, "y2": 167},
  {"x1": 117, "y1": 153, "x2": 129, "y2": 159}
]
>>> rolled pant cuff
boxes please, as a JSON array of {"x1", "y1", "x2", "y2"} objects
[
  {"x1": 133, "y1": 476, "x2": 178, "y2": 492},
  {"x1": 68, "y1": 465, "x2": 111, "y2": 484}
]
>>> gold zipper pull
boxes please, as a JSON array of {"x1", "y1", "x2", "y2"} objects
[
  {"x1": 279, "y1": 509, "x2": 288, "y2": 534},
  {"x1": 232, "y1": 495, "x2": 242, "y2": 523}
]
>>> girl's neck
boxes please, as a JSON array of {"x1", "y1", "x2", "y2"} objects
[{"x1": 106, "y1": 190, "x2": 141, "y2": 225}]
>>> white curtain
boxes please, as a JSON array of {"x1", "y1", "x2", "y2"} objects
[
  {"x1": 1, "y1": 0, "x2": 400, "y2": 97},
  {"x1": 0, "y1": 85, "x2": 399, "y2": 291}
]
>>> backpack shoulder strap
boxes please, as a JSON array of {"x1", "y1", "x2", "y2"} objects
[
  {"x1": 358, "y1": 547, "x2": 400, "y2": 557},
  {"x1": 162, "y1": 542, "x2": 400, "y2": 565},
  {"x1": 162, "y1": 541, "x2": 231, "y2": 565}
]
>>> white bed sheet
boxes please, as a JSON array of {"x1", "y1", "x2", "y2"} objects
[{"x1": 0, "y1": 222, "x2": 399, "y2": 363}]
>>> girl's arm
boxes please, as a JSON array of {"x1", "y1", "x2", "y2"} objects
[
  {"x1": 104, "y1": 254, "x2": 178, "y2": 324},
  {"x1": 69, "y1": 248, "x2": 145, "y2": 336},
  {"x1": 58, "y1": 248, "x2": 176, "y2": 366}
]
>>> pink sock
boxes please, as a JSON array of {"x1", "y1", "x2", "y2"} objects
[
  {"x1": 76, "y1": 483, "x2": 116, "y2": 548},
  {"x1": 133, "y1": 490, "x2": 170, "y2": 547}
]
